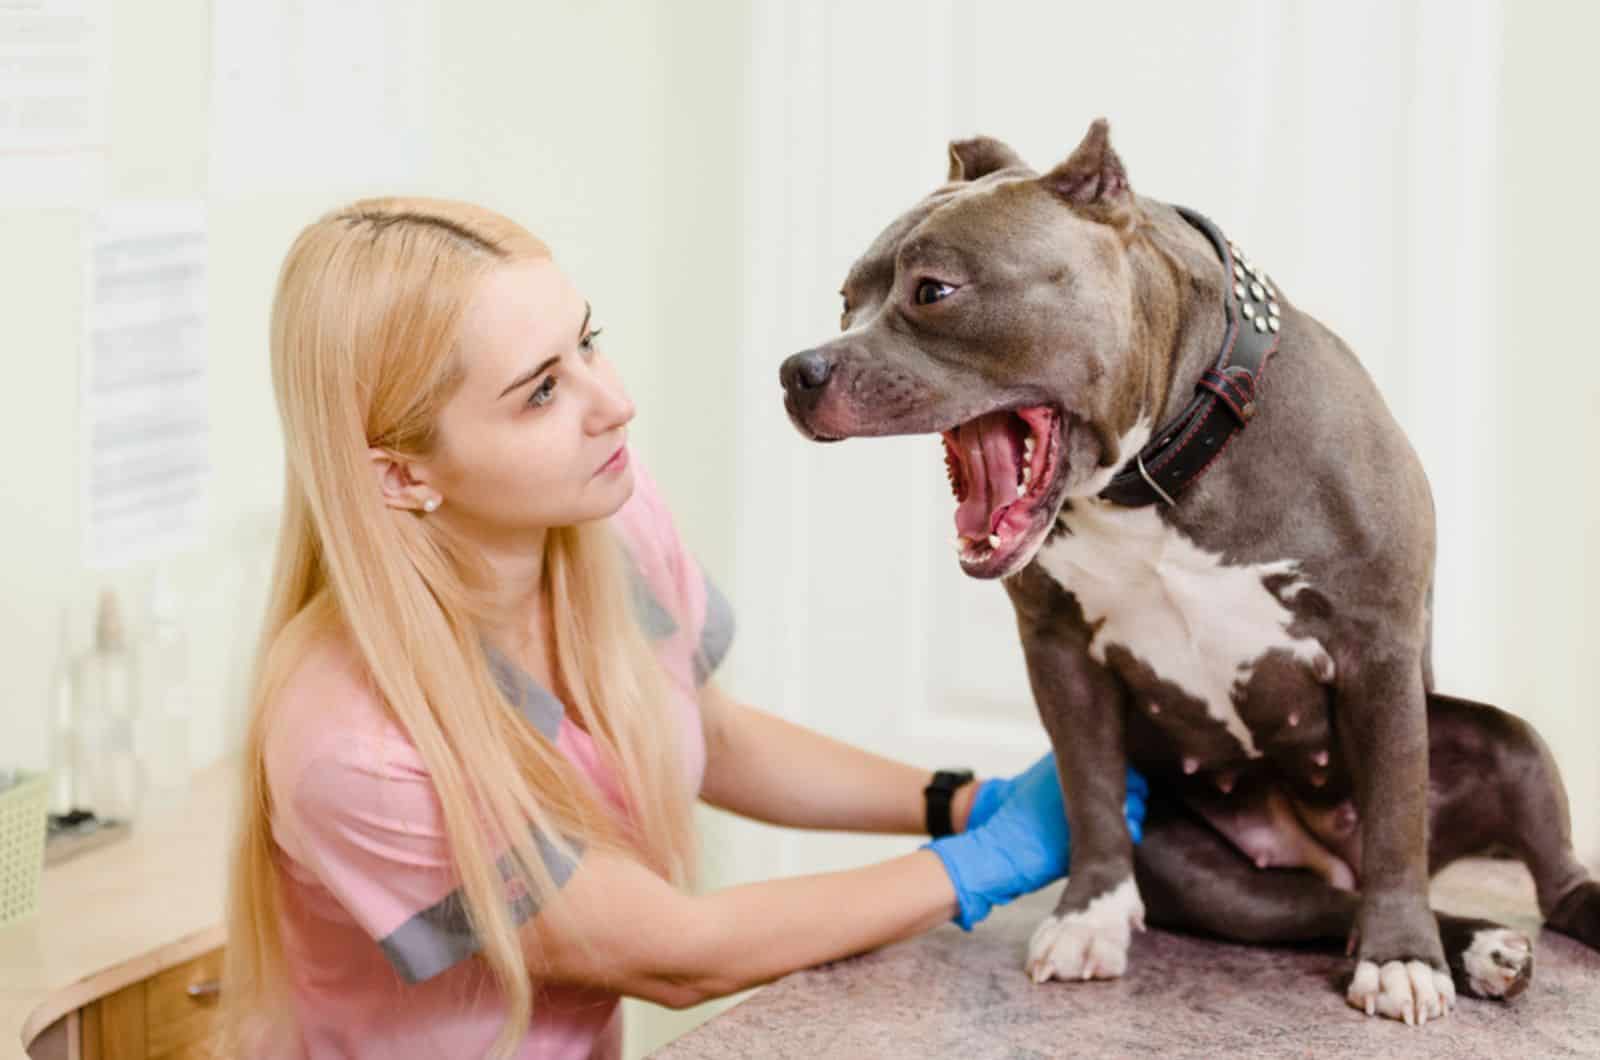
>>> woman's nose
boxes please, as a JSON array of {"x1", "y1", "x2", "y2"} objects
[{"x1": 585, "y1": 365, "x2": 635, "y2": 435}]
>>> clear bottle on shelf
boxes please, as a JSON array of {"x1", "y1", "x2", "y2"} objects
[
  {"x1": 76, "y1": 589, "x2": 143, "y2": 824},
  {"x1": 46, "y1": 607, "x2": 83, "y2": 819},
  {"x1": 136, "y1": 569, "x2": 193, "y2": 810}
]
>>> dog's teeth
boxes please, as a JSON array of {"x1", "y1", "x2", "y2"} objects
[
  {"x1": 954, "y1": 537, "x2": 965, "y2": 553},
  {"x1": 987, "y1": 533, "x2": 1001, "y2": 548}
]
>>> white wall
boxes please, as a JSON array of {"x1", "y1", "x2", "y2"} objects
[
  {"x1": 2, "y1": 2, "x2": 1595, "y2": 1057},
  {"x1": 0, "y1": 0, "x2": 720, "y2": 773},
  {"x1": 721, "y1": 0, "x2": 1598, "y2": 876},
  {"x1": 1495, "y1": 0, "x2": 1600, "y2": 877}
]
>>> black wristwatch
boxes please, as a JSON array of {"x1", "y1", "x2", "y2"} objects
[{"x1": 924, "y1": 768, "x2": 977, "y2": 837}]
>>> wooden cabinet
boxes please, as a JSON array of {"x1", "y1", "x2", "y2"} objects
[{"x1": 79, "y1": 948, "x2": 222, "y2": 1060}]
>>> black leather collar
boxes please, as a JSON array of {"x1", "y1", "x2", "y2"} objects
[{"x1": 1097, "y1": 207, "x2": 1281, "y2": 508}]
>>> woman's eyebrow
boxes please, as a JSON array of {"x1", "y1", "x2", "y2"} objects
[
  {"x1": 497, "y1": 303, "x2": 592, "y2": 399},
  {"x1": 499, "y1": 354, "x2": 561, "y2": 399}
]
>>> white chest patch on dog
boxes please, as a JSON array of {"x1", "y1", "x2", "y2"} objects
[{"x1": 1034, "y1": 501, "x2": 1326, "y2": 758}]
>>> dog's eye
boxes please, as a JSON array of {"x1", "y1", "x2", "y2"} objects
[{"x1": 914, "y1": 279, "x2": 955, "y2": 306}]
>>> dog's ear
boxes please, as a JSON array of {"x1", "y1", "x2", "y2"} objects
[
  {"x1": 1043, "y1": 119, "x2": 1133, "y2": 226},
  {"x1": 947, "y1": 137, "x2": 1026, "y2": 182}
]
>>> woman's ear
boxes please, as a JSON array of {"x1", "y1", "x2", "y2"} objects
[{"x1": 368, "y1": 448, "x2": 441, "y2": 513}]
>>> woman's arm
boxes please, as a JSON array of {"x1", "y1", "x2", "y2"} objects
[
  {"x1": 697, "y1": 679, "x2": 977, "y2": 834},
  {"x1": 524, "y1": 845, "x2": 957, "y2": 1009},
  {"x1": 525, "y1": 737, "x2": 1145, "y2": 1008}
]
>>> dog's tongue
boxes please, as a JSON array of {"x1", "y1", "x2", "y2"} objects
[{"x1": 951, "y1": 411, "x2": 1023, "y2": 538}]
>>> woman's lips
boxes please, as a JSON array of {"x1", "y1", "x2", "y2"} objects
[{"x1": 597, "y1": 444, "x2": 629, "y2": 476}]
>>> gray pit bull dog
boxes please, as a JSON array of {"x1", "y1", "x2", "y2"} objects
[{"x1": 779, "y1": 119, "x2": 1600, "y2": 1024}]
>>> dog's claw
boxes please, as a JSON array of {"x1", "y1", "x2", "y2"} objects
[
  {"x1": 1348, "y1": 958, "x2": 1454, "y2": 1024},
  {"x1": 1459, "y1": 926, "x2": 1534, "y2": 999},
  {"x1": 1025, "y1": 880, "x2": 1143, "y2": 985}
]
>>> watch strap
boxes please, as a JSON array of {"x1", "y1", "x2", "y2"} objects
[{"x1": 924, "y1": 768, "x2": 976, "y2": 837}]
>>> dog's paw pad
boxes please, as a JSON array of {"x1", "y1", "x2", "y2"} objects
[
  {"x1": 1025, "y1": 878, "x2": 1143, "y2": 984},
  {"x1": 1346, "y1": 958, "x2": 1456, "y2": 1024},
  {"x1": 1461, "y1": 928, "x2": 1533, "y2": 1000}
]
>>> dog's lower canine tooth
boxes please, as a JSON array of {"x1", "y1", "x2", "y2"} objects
[{"x1": 988, "y1": 533, "x2": 1001, "y2": 548}]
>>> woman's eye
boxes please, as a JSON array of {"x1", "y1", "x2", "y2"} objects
[
  {"x1": 914, "y1": 280, "x2": 955, "y2": 306},
  {"x1": 579, "y1": 327, "x2": 604, "y2": 356},
  {"x1": 527, "y1": 375, "x2": 558, "y2": 408}
]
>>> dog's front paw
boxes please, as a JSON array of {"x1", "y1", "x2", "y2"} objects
[
  {"x1": 1026, "y1": 877, "x2": 1144, "y2": 983},
  {"x1": 1346, "y1": 959, "x2": 1457, "y2": 1025}
]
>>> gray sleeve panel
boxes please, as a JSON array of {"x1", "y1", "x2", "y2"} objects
[
  {"x1": 694, "y1": 570, "x2": 736, "y2": 685},
  {"x1": 626, "y1": 551, "x2": 681, "y2": 639},
  {"x1": 484, "y1": 642, "x2": 564, "y2": 739},
  {"x1": 377, "y1": 828, "x2": 582, "y2": 985}
]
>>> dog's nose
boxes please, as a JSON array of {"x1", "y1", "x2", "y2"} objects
[{"x1": 780, "y1": 350, "x2": 834, "y2": 392}]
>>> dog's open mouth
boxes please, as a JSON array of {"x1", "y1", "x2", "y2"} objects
[{"x1": 941, "y1": 405, "x2": 1065, "y2": 578}]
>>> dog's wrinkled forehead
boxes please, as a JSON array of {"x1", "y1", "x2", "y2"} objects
[{"x1": 842, "y1": 174, "x2": 1039, "y2": 305}]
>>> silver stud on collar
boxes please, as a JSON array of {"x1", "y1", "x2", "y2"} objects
[
  {"x1": 1234, "y1": 282, "x2": 1246, "y2": 300},
  {"x1": 1242, "y1": 302, "x2": 1256, "y2": 320},
  {"x1": 1268, "y1": 316, "x2": 1280, "y2": 333},
  {"x1": 1233, "y1": 264, "x2": 1246, "y2": 282},
  {"x1": 1249, "y1": 281, "x2": 1264, "y2": 300},
  {"x1": 1254, "y1": 315, "x2": 1269, "y2": 332},
  {"x1": 1268, "y1": 300, "x2": 1280, "y2": 316}
]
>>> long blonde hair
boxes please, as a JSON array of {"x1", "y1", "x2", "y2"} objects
[{"x1": 220, "y1": 198, "x2": 697, "y2": 1058}]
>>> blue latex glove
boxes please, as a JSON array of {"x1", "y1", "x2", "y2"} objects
[
  {"x1": 967, "y1": 753, "x2": 1148, "y2": 841},
  {"x1": 927, "y1": 754, "x2": 1148, "y2": 930}
]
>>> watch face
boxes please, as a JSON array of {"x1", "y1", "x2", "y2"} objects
[{"x1": 930, "y1": 769, "x2": 974, "y2": 793}]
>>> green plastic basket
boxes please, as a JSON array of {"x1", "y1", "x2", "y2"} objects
[{"x1": 0, "y1": 771, "x2": 49, "y2": 927}]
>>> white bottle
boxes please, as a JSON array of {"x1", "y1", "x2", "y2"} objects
[{"x1": 77, "y1": 589, "x2": 143, "y2": 823}]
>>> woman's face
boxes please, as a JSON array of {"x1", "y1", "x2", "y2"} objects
[{"x1": 414, "y1": 258, "x2": 636, "y2": 546}]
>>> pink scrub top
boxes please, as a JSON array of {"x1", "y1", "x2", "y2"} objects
[{"x1": 260, "y1": 464, "x2": 733, "y2": 1059}]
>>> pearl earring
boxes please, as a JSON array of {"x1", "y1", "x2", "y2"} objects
[{"x1": 423, "y1": 497, "x2": 440, "y2": 513}]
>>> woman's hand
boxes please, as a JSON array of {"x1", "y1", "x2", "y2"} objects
[{"x1": 927, "y1": 753, "x2": 1148, "y2": 929}]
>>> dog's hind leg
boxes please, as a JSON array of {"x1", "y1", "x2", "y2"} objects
[
  {"x1": 1428, "y1": 693, "x2": 1600, "y2": 951},
  {"x1": 1134, "y1": 798, "x2": 1354, "y2": 944},
  {"x1": 1134, "y1": 798, "x2": 1533, "y2": 1000}
]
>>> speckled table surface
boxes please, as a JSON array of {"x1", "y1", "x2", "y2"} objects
[{"x1": 653, "y1": 858, "x2": 1600, "y2": 1059}]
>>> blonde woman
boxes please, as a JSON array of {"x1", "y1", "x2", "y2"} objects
[{"x1": 220, "y1": 197, "x2": 1148, "y2": 1059}]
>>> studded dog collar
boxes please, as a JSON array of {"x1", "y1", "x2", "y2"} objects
[{"x1": 1098, "y1": 207, "x2": 1281, "y2": 508}]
